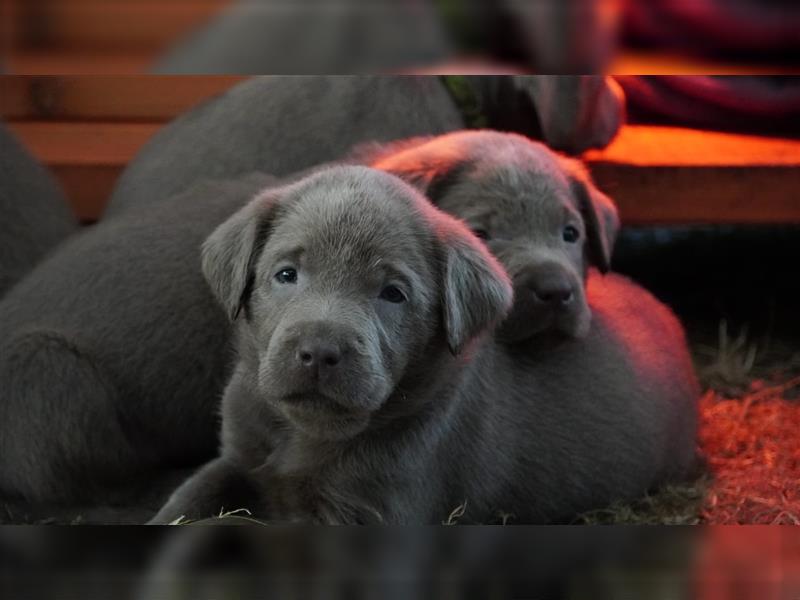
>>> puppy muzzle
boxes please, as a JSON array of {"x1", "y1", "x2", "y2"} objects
[
  {"x1": 262, "y1": 320, "x2": 390, "y2": 416},
  {"x1": 497, "y1": 262, "x2": 590, "y2": 342}
]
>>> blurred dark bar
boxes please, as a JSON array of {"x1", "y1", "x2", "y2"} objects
[{"x1": 2, "y1": 526, "x2": 799, "y2": 599}]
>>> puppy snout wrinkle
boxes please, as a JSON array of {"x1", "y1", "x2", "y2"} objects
[
  {"x1": 532, "y1": 279, "x2": 574, "y2": 305},
  {"x1": 518, "y1": 264, "x2": 575, "y2": 307},
  {"x1": 284, "y1": 321, "x2": 357, "y2": 379}
]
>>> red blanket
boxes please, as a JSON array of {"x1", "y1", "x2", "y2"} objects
[
  {"x1": 624, "y1": 0, "x2": 800, "y2": 58},
  {"x1": 616, "y1": 76, "x2": 800, "y2": 136}
]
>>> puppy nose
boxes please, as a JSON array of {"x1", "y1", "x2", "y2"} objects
[
  {"x1": 532, "y1": 280, "x2": 573, "y2": 305},
  {"x1": 296, "y1": 341, "x2": 342, "y2": 369},
  {"x1": 518, "y1": 266, "x2": 575, "y2": 306}
]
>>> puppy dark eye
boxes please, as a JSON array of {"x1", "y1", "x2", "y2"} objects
[
  {"x1": 379, "y1": 285, "x2": 407, "y2": 303},
  {"x1": 562, "y1": 225, "x2": 580, "y2": 243},
  {"x1": 274, "y1": 268, "x2": 297, "y2": 284},
  {"x1": 472, "y1": 229, "x2": 490, "y2": 241}
]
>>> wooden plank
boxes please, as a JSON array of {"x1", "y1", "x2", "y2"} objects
[
  {"x1": 584, "y1": 125, "x2": 800, "y2": 167},
  {"x1": 11, "y1": 0, "x2": 230, "y2": 51},
  {"x1": 50, "y1": 165, "x2": 121, "y2": 222},
  {"x1": 8, "y1": 121, "x2": 156, "y2": 220},
  {"x1": 7, "y1": 121, "x2": 159, "y2": 165},
  {"x1": 59, "y1": 171, "x2": 800, "y2": 227},
  {"x1": 584, "y1": 125, "x2": 800, "y2": 225},
  {"x1": 56, "y1": 162, "x2": 800, "y2": 225},
  {"x1": 2, "y1": 0, "x2": 21, "y2": 51},
  {"x1": 611, "y1": 50, "x2": 800, "y2": 76},
  {"x1": 6, "y1": 122, "x2": 800, "y2": 224},
  {"x1": 0, "y1": 76, "x2": 244, "y2": 121},
  {"x1": 6, "y1": 51, "x2": 158, "y2": 75},
  {"x1": 19, "y1": 122, "x2": 797, "y2": 170},
  {"x1": 589, "y1": 164, "x2": 800, "y2": 225}
]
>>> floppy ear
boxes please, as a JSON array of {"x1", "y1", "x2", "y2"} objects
[
  {"x1": 201, "y1": 189, "x2": 279, "y2": 321},
  {"x1": 564, "y1": 160, "x2": 619, "y2": 273},
  {"x1": 440, "y1": 227, "x2": 514, "y2": 356}
]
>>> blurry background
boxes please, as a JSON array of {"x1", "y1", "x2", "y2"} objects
[
  {"x1": 1, "y1": 0, "x2": 798, "y2": 75},
  {"x1": 1, "y1": 526, "x2": 797, "y2": 599},
  {"x1": 0, "y1": 0, "x2": 799, "y2": 528},
  {"x1": 1, "y1": 75, "x2": 798, "y2": 224},
  {"x1": 1, "y1": 73, "x2": 799, "y2": 525}
]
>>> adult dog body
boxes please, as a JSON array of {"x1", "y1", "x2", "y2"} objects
[
  {"x1": 0, "y1": 174, "x2": 274, "y2": 507},
  {"x1": 153, "y1": 167, "x2": 698, "y2": 525},
  {"x1": 0, "y1": 123, "x2": 76, "y2": 299},
  {"x1": 107, "y1": 77, "x2": 462, "y2": 217},
  {"x1": 108, "y1": 75, "x2": 621, "y2": 217}
]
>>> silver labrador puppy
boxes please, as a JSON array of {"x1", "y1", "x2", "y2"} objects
[
  {"x1": 362, "y1": 129, "x2": 619, "y2": 342},
  {"x1": 152, "y1": 166, "x2": 698, "y2": 524}
]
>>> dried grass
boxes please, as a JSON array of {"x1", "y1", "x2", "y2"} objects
[
  {"x1": 586, "y1": 322, "x2": 800, "y2": 525},
  {"x1": 698, "y1": 377, "x2": 800, "y2": 524}
]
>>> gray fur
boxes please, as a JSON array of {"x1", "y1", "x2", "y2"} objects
[
  {"x1": 152, "y1": 0, "x2": 617, "y2": 74},
  {"x1": 0, "y1": 173, "x2": 275, "y2": 507},
  {"x1": 106, "y1": 76, "x2": 463, "y2": 218},
  {"x1": 0, "y1": 126, "x2": 616, "y2": 512},
  {"x1": 153, "y1": 0, "x2": 453, "y2": 74},
  {"x1": 0, "y1": 126, "x2": 666, "y2": 520},
  {"x1": 509, "y1": 75, "x2": 625, "y2": 155},
  {"x1": 0, "y1": 127, "x2": 637, "y2": 515},
  {"x1": 361, "y1": 129, "x2": 620, "y2": 342},
  {"x1": 107, "y1": 76, "x2": 622, "y2": 219},
  {"x1": 0, "y1": 123, "x2": 77, "y2": 299},
  {"x1": 152, "y1": 166, "x2": 698, "y2": 525}
]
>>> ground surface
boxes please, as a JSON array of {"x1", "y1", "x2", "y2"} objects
[
  {"x1": 584, "y1": 225, "x2": 800, "y2": 525},
  {"x1": 578, "y1": 335, "x2": 800, "y2": 525}
]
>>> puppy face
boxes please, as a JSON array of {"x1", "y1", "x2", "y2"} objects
[
  {"x1": 369, "y1": 130, "x2": 619, "y2": 342},
  {"x1": 202, "y1": 167, "x2": 511, "y2": 441}
]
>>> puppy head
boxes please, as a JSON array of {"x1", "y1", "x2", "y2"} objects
[
  {"x1": 371, "y1": 130, "x2": 619, "y2": 342},
  {"x1": 202, "y1": 166, "x2": 511, "y2": 441}
]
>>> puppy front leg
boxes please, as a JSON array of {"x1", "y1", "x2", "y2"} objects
[{"x1": 148, "y1": 457, "x2": 260, "y2": 524}]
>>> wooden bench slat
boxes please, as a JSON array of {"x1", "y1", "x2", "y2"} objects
[
  {"x1": 6, "y1": 121, "x2": 800, "y2": 225},
  {"x1": 11, "y1": 0, "x2": 230, "y2": 50},
  {"x1": 51, "y1": 164, "x2": 799, "y2": 225},
  {"x1": 1, "y1": 76, "x2": 243, "y2": 121},
  {"x1": 5, "y1": 51, "x2": 156, "y2": 76},
  {"x1": 592, "y1": 165, "x2": 800, "y2": 225},
  {"x1": 50, "y1": 165, "x2": 121, "y2": 222},
  {"x1": 15, "y1": 122, "x2": 798, "y2": 170},
  {"x1": 610, "y1": 50, "x2": 800, "y2": 76},
  {"x1": 7, "y1": 122, "x2": 159, "y2": 165},
  {"x1": 584, "y1": 125, "x2": 800, "y2": 167},
  {"x1": 586, "y1": 125, "x2": 800, "y2": 225}
]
